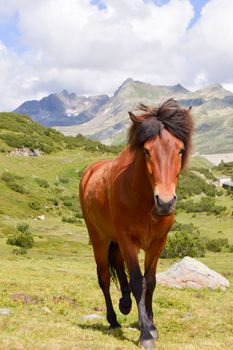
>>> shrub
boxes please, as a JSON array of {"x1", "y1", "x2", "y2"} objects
[
  {"x1": 28, "y1": 201, "x2": 41, "y2": 210},
  {"x1": 17, "y1": 223, "x2": 30, "y2": 233},
  {"x1": 60, "y1": 195, "x2": 82, "y2": 215},
  {"x1": 75, "y1": 211, "x2": 83, "y2": 219},
  {"x1": 63, "y1": 200, "x2": 72, "y2": 207},
  {"x1": 1, "y1": 172, "x2": 17, "y2": 183},
  {"x1": 177, "y1": 196, "x2": 226, "y2": 215},
  {"x1": 57, "y1": 176, "x2": 69, "y2": 184},
  {"x1": 8, "y1": 182, "x2": 28, "y2": 194},
  {"x1": 161, "y1": 223, "x2": 206, "y2": 258},
  {"x1": 229, "y1": 244, "x2": 233, "y2": 253},
  {"x1": 177, "y1": 170, "x2": 221, "y2": 200},
  {"x1": 35, "y1": 178, "x2": 50, "y2": 188},
  {"x1": 7, "y1": 231, "x2": 34, "y2": 248},
  {"x1": 62, "y1": 216, "x2": 78, "y2": 224},
  {"x1": 205, "y1": 238, "x2": 229, "y2": 252},
  {"x1": 49, "y1": 198, "x2": 59, "y2": 206},
  {"x1": 191, "y1": 167, "x2": 217, "y2": 181},
  {"x1": 6, "y1": 224, "x2": 34, "y2": 249},
  {"x1": 1, "y1": 172, "x2": 28, "y2": 194}
]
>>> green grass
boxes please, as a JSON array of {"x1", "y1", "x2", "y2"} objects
[
  {"x1": 0, "y1": 145, "x2": 232, "y2": 349},
  {"x1": 0, "y1": 232, "x2": 232, "y2": 350}
]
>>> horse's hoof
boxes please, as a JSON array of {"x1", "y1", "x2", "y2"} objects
[
  {"x1": 149, "y1": 328, "x2": 158, "y2": 340},
  {"x1": 139, "y1": 338, "x2": 155, "y2": 349},
  {"x1": 119, "y1": 297, "x2": 132, "y2": 315}
]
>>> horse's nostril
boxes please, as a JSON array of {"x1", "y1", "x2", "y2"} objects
[
  {"x1": 155, "y1": 195, "x2": 161, "y2": 206},
  {"x1": 155, "y1": 194, "x2": 177, "y2": 209}
]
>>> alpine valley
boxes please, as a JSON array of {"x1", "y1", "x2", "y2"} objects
[{"x1": 14, "y1": 78, "x2": 233, "y2": 154}]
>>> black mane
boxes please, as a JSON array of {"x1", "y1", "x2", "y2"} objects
[{"x1": 128, "y1": 99, "x2": 194, "y2": 168}]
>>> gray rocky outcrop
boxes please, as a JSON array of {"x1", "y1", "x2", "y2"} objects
[
  {"x1": 157, "y1": 256, "x2": 230, "y2": 290},
  {"x1": 9, "y1": 148, "x2": 42, "y2": 157}
]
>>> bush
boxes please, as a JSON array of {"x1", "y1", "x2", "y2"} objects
[
  {"x1": 62, "y1": 216, "x2": 78, "y2": 224},
  {"x1": 1, "y1": 172, "x2": 17, "y2": 183},
  {"x1": 1, "y1": 171, "x2": 28, "y2": 194},
  {"x1": 229, "y1": 244, "x2": 233, "y2": 253},
  {"x1": 17, "y1": 223, "x2": 30, "y2": 233},
  {"x1": 35, "y1": 178, "x2": 50, "y2": 188},
  {"x1": 161, "y1": 223, "x2": 206, "y2": 258},
  {"x1": 177, "y1": 170, "x2": 221, "y2": 200},
  {"x1": 177, "y1": 196, "x2": 226, "y2": 215},
  {"x1": 205, "y1": 238, "x2": 229, "y2": 252},
  {"x1": 6, "y1": 224, "x2": 34, "y2": 249},
  {"x1": 8, "y1": 182, "x2": 28, "y2": 194},
  {"x1": 191, "y1": 167, "x2": 216, "y2": 181},
  {"x1": 7, "y1": 231, "x2": 34, "y2": 248},
  {"x1": 60, "y1": 195, "x2": 82, "y2": 215},
  {"x1": 57, "y1": 176, "x2": 69, "y2": 184},
  {"x1": 28, "y1": 201, "x2": 41, "y2": 210}
]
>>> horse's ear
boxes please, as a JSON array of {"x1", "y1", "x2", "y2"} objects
[{"x1": 128, "y1": 111, "x2": 141, "y2": 125}]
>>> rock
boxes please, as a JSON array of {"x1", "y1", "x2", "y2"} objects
[
  {"x1": 0, "y1": 308, "x2": 11, "y2": 315},
  {"x1": 37, "y1": 215, "x2": 45, "y2": 221},
  {"x1": 9, "y1": 148, "x2": 42, "y2": 157},
  {"x1": 156, "y1": 256, "x2": 230, "y2": 290},
  {"x1": 81, "y1": 314, "x2": 104, "y2": 321},
  {"x1": 41, "y1": 307, "x2": 51, "y2": 313}
]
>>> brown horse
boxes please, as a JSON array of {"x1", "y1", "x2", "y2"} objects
[{"x1": 79, "y1": 99, "x2": 193, "y2": 349}]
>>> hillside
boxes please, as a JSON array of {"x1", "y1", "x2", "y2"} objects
[
  {"x1": 0, "y1": 113, "x2": 232, "y2": 349},
  {"x1": 0, "y1": 112, "x2": 121, "y2": 155},
  {"x1": 14, "y1": 79, "x2": 233, "y2": 154}
]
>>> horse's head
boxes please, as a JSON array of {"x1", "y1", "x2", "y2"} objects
[{"x1": 128, "y1": 99, "x2": 194, "y2": 216}]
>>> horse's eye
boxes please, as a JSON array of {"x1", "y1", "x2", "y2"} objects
[
  {"x1": 179, "y1": 148, "x2": 185, "y2": 156},
  {"x1": 143, "y1": 148, "x2": 150, "y2": 157}
]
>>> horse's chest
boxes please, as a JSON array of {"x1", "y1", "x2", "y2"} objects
[{"x1": 124, "y1": 218, "x2": 161, "y2": 248}]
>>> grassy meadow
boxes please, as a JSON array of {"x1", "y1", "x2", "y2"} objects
[{"x1": 0, "y1": 144, "x2": 232, "y2": 349}]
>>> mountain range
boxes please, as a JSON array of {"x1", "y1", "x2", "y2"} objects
[{"x1": 14, "y1": 78, "x2": 233, "y2": 154}]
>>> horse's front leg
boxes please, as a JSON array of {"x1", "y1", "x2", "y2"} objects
[
  {"x1": 144, "y1": 238, "x2": 168, "y2": 340},
  {"x1": 144, "y1": 267, "x2": 158, "y2": 340},
  {"x1": 119, "y1": 239, "x2": 155, "y2": 349}
]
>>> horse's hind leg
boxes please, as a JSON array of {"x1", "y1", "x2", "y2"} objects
[
  {"x1": 92, "y1": 239, "x2": 121, "y2": 329},
  {"x1": 109, "y1": 242, "x2": 132, "y2": 315}
]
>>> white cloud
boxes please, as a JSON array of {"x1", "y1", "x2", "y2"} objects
[
  {"x1": 184, "y1": 0, "x2": 233, "y2": 89},
  {"x1": 0, "y1": 0, "x2": 233, "y2": 110}
]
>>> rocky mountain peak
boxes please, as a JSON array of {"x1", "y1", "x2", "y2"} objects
[
  {"x1": 114, "y1": 78, "x2": 135, "y2": 97},
  {"x1": 172, "y1": 83, "x2": 190, "y2": 94}
]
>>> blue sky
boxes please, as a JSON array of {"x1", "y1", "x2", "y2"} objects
[{"x1": 0, "y1": 0, "x2": 232, "y2": 110}]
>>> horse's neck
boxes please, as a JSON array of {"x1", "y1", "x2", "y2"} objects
[{"x1": 116, "y1": 147, "x2": 154, "y2": 205}]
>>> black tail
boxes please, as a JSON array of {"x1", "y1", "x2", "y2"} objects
[{"x1": 108, "y1": 241, "x2": 119, "y2": 285}]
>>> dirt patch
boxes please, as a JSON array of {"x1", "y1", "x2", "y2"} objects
[
  {"x1": 52, "y1": 295, "x2": 78, "y2": 306},
  {"x1": 11, "y1": 293, "x2": 42, "y2": 304}
]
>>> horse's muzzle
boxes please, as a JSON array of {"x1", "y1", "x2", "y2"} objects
[{"x1": 154, "y1": 194, "x2": 177, "y2": 216}]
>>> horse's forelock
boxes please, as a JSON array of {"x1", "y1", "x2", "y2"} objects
[{"x1": 128, "y1": 99, "x2": 194, "y2": 168}]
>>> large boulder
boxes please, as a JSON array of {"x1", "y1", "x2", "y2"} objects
[{"x1": 157, "y1": 256, "x2": 230, "y2": 290}]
